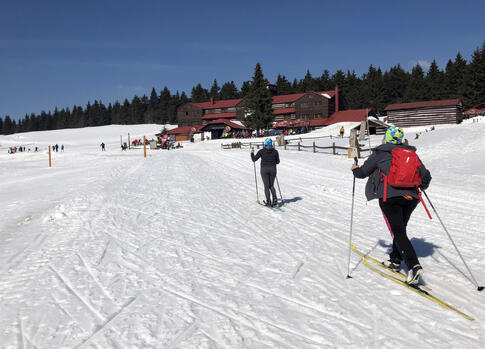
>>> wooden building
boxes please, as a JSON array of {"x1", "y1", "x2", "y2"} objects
[
  {"x1": 177, "y1": 98, "x2": 244, "y2": 127},
  {"x1": 200, "y1": 119, "x2": 249, "y2": 139},
  {"x1": 464, "y1": 102, "x2": 485, "y2": 117},
  {"x1": 167, "y1": 125, "x2": 204, "y2": 141},
  {"x1": 384, "y1": 99, "x2": 463, "y2": 127},
  {"x1": 176, "y1": 87, "x2": 340, "y2": 127}
]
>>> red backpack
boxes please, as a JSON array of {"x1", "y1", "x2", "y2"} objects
[{"x1": 382, "y1": 148, "x2": 422, "y2": 202}]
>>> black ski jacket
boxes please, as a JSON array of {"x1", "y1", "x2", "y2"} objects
[
  {"x1": 251, "y1": 147, "x2": 280, "y2": 168},
  {"x1": 352, "y1": 143, "x2": 431, "y2": 201}
]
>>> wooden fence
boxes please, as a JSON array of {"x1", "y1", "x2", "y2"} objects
[{"x1": 221, "y1": 139, "x2": 374, "y2": 157}]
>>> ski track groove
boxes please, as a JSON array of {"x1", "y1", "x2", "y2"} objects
[{"x1": 49, "y1": 265, "x2": 107, "y2": 324}]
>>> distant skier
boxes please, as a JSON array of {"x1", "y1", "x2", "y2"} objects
[
  {"x1": 340, "y1": 126, "x2": 345, "y2": 137},
  {"x1": 100, "y1": 142, "x2": 105, "y2": 151},
  {"x1": 350, "y1": 126, "x2": 431, "y2": 285},
  {"x1": 61, "y1": 144, "x2": 64, "y2": 152},
  {"x1": 251, "y1": 138, "x2": 280, "y2": 207}
]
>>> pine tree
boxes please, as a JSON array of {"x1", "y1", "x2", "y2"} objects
[
  {"x1": 332, "y1": 70, "x2": 349, "y2": 109},
  {"x1": 220, "y1": 81, "x2": 239, "y2": 99},
  {"x1": 209, "y1": 79, "x2": 220, "y2": 100},
  {"x1": 111, "y1": 102, "x2": 122, "y2": 124},
  {"x1": 144, "y1": 88, "x2": 159, "y2": 123},
  {"x1": 359, "y1": 66, "x2": 385, "y2": 112},
  {"x1": 453, "y1": 53, "x2": 470, "y2": 105},
  {"x1": 120, "y1": 99, "x2": 131, "y2": 124},
  {"x1": 300, "y1": 69, "x2": 318, "y2": 92},
  {"x1": 275, "y1": 74, "x2": 293, "y2": 95},
  {"x1": 0, "y1": 117, "x2": 3, "y2": 134},
  {"x1": 168, "y1": 91, "x2": 180, "y2": 124},
  {"x1": 343, "y1": 70, "x2": 362, "y2": 109},
  {"x1": 467, "y1": 42, "x2": 485, "y2": 107},
  {"x1": 159, "y1": 87, "x2": 171, "y2": 124},
  {"x1": 426, "y1": 60, "x2": 444, "y2": 100},
  {"x1": 190, "y1": 83, "x2": 209, "y2": 102},
  {"x1": 129, "y1": 96, "x2": 145, "y2": 124},
  {"x1": 2, "y1": 116, "x2": 14, "y2": 135},
  {"x1": 382, "y1": 64, "x2": 409, "y2": 105},
  {"x1": 318, "y1": 70, "x2": 332, "y2": 91},
  {"x1": 243, "y1": 63, "x2": 273, "y2": 131},
  {"x1": 405, "y1": 64, "x2": 427, "y2": 101},
  {"x1": 240, "y1": 81, "x2": 251, "y2": 97}
]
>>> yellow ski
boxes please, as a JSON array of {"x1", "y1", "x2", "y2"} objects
[
  {"x1": 360, "y1": 256, "x2": 474, "y2": 321},
  {"x1": 350, "y1": 242, "x2": 431, "y2": 291}
]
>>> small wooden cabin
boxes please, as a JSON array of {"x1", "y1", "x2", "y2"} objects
[{"x1": 384, "y1": 99, "x2": 463, "y2": 127}]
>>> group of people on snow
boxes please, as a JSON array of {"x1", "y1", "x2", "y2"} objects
[
  {"x1": 251, "y1": 126, "x2": 431, "y2": 286},
  {"x1": 8, "y1": 145, "x2": 41, "y2": 154},
  {"x1": 50, "y1": 144, "x2": 64, "y2": 152}
]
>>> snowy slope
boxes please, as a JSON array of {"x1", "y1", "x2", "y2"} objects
[{"x1": 0, "y1": 120, "x2": 484, "y2": 348}]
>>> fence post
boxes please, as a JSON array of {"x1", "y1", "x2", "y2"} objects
[
  {"x1": 143, "y1": 136, "x2": 146, "y2": 158},
  {"x1": 313, "y1": 141, "x2": 316, "y2": 153},
  {"x1": 284, "y1": 141, "x2": 286, "y2": 150},
  {"x1": 332, "y1": 142, "x2": 336, "y2": 155},
  {"x1": 298, "y1": 142, "x2": 300, "y2": 151}
]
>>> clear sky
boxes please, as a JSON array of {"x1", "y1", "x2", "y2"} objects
[{"x1": 1, "y1": 0, "x2": 484, "y2": 120}]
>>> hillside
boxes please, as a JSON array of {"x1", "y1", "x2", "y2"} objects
[{"x1": 1, "y1": 120, "x2": 484, "y2": 348}]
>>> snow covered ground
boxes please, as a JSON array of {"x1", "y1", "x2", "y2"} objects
[{"x1": 1, "y1": 119, "x2": 484, "y2": 348}]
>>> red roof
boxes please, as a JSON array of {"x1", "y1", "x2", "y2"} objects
[
  {"x1": 201, "y1": 112, "x2": 236, "y2": 120},
  {"x1": 310, "y1": 109, "x2": 370, "y2": 127},
  {"x1": 472, "y1": 102, "x2": 485, "y2": 110},
  {"x1": 272, "y1": 93, "x2": 306, "y2": 104},
  {"x1": 201, "y1": 119, "x2": 248, "y2": 130},
  {"x1": 188, "y1": 90, "x2": 336, "y2": 111},
  {"x1": 192, "y1": 98, "x2": 243, "y2": 110},
  {"x1": 272, "y1": 107, "x2": 295, "y2": 115},
  {"x1": 272, "y1": 90, "x2": 335, "y2": 104},
  {"x1": 384, "y1": 99, "x2": 461, "y2": 111},
  {"x1": 168, "y1": 125, "x2": 203, "y2": 135}
]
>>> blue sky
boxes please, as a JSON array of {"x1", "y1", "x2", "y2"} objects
[{"x1": 1, "y1": 0, "x2": 484, "y2": 120}]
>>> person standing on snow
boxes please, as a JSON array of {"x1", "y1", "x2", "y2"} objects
[
  {"x1": 350, "y1": 126, "x2": 431, "y2": 285},
  {"x1": 251, "y1": 138, "x2": 280, "y2": 207}
]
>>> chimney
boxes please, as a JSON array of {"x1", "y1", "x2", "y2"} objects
[
  {"x1": 335, "y1": 85, "x2": 339, "y2": 112},
  {"x1": 210, "y1": 97, "x2": 215, "y2": 105}
]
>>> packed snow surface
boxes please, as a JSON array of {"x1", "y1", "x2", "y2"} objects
[{"x1": 1, "y1": 120, "x2": 484, "y2": 348}]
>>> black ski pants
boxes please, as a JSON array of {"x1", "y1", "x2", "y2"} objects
[
  {"x1": 261, "y1": 166, "x2": 277, "y2": 203},
  {"x1": 379, "y1": 196, "x2": 420, "y2": 270}
]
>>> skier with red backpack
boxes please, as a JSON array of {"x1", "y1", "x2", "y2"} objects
[{"x1": 351, "y1": 126, "x2": 432, "y2": 285}]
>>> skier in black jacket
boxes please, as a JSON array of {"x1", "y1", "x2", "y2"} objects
[
  {"x1": 251, "y1": 138, "x2": 280, "y2": 207},
  {"x1": 351, "y1": 126, "x2": 431, "y2": 285}
]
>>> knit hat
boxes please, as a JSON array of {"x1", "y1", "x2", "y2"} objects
[{"x1": 384, "y1": 126, "x2": 404, "y2": 144}]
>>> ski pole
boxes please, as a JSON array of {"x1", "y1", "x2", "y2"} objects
[
  {"x1": 346, "y1": 157, "x2": 358, "y2": 278},
  {"x1": 252, "y1": 150, "x2": 260, "y2": 204},
  {"x1": 275, "y1": 175, "x2": 283, "y2": 202},
  {"x1": 422, "y1": 190, "x2": 484, "y2": 291}
]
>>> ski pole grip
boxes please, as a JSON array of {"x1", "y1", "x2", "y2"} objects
[{"x1": 354, "y1": 157, "x2": 358, "y2": 165}]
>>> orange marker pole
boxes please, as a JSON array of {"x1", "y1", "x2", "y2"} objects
[
  {"x1": 48, "y1": 146, "x2": 52, "y2": 167},
  {"x1": 143, "y1": 136, "x2": 147, "y2": 158}
]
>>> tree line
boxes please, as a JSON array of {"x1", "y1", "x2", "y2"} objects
[{"x1": 1, "y1": 42, "x2": 484, "y2": 135}]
